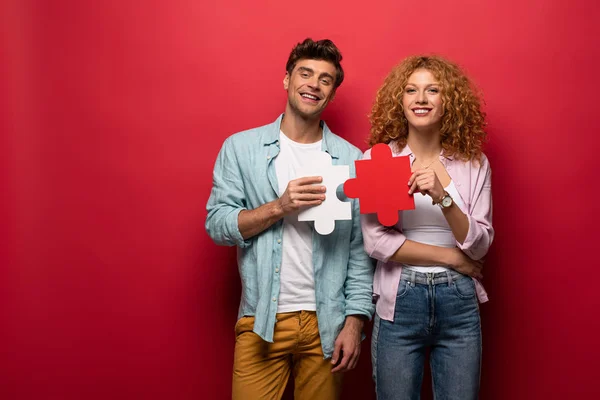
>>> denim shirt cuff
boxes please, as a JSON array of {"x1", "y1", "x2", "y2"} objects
[{"x1": 229, "y1": 208, "x2": 251, "y2": 248}]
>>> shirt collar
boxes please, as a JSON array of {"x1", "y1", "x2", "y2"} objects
[
  {"x1": 263, "y1": 114, "x2": 339, "y2": 159},
  {"x1": 393, "y1": 141, "x2": 454, "y2": 162}
]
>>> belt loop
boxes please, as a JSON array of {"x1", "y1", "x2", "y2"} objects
[
  {"x1": 446, "y1": 270, "x2": 453, "y2": 287},
  {"x1": 411, "y1": 270, "x2": 416, "y2": 286}
]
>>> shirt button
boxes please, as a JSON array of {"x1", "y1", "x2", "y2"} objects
[
  {"x1": 277, "y1": 239, "x2": 281, "y2": 244},
  {"x1": 275, "y1": 268, "x2": 279, "y2": 273},
  {"x1": 272, "y1": 297, "x2": 277, "y2": 302},
  {"x1": 267, "y1": 156, "x2": 271, "y2": 160},
  {"x1": 456, "y1": 182, "x2": 461, "y2": 186}
]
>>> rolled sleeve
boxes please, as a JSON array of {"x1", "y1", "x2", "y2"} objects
[
  {"x1": 205, "y1": 138, "x2": 251, "y2": 248},
  {"x1": 361, "y1": 213, "x2": 407, "y2": 262},
  {"x1": 456, "y1": 156, "x2": 494, "y2": 260}
]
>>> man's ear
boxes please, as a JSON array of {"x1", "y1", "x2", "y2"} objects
[
  {"x1": 330, "y1": 89, "x2": 336, "y2": 102},
  {"x1": 283, "y1": 73, "x2": 290, "y2": 90}
]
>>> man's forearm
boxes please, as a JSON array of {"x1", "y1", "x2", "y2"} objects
[
  {"x1": 345, "y1": 314, "x2": 367, "y2": 329},
  {"x1": 238, "y1": 200, "x2": 284, "y2": 240}
]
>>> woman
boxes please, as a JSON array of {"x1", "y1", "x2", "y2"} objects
[{"x1": 363, "y1": 55, "x2": 493, "y2": 400}]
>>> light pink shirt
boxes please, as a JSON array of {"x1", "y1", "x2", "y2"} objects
[{"x1": 361, "y1": 142, "x2": 494, "y2": 321}]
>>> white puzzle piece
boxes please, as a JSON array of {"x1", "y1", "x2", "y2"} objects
[{"x1": 297, "y1": 151, "x2": 351, "y2": 235}]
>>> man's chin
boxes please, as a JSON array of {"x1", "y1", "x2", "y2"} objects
[{"x1": 290, "y1": 104, "x2": 323, "y2": 120}]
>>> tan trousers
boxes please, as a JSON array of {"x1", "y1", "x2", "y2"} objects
[{"x1": 232, "y1": 311, "x2": 342, "y2": 400}]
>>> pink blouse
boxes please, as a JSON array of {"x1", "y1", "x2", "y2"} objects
[{"x1": 360, "y1": 142, "x2": 494, "y2": 321}]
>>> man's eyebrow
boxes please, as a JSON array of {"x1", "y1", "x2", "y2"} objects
[
  {"x1": 297, "y1": 66, "x2": 313, "y2": 73},
  {"x1": 318, "y1": 72, "x2": 335, "y2": 81}
]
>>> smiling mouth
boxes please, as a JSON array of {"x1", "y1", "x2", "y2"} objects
[
  {"x1": 412, "y1": 108, "x2": 432, "y2": 115},
  {"x1": 300, "y1": 93, "x2": 320, "y2": 101}
]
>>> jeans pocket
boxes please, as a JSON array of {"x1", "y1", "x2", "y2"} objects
[
  {"x1": 396, "y1": 279, "x2": 411, "y2": 298},
  {"x1": 452, "y1": 276, "x2": 476, "y2": 299}
]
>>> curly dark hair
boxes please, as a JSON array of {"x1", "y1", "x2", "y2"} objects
[
  {"x1": 369, "y1": 55, "x2": 487, "y2": 161},
  {"x1": 285, "y1": 38, "x2": 344, "y2": 89}
]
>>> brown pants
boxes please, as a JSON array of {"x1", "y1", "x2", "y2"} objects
[{"x1": 232, "y1": 311, "x2": 342, "y2": 400}]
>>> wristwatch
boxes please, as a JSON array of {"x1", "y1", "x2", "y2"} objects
[{"x1": 436, "y1": 191, "x2": 453, "y2": 209}]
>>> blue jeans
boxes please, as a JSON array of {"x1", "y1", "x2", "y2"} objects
[{"x1": 372, "y1": 270, "x2": 481, "y2": 400}]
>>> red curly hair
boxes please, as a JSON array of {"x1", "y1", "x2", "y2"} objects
[{"x1": 369, "y1": 55, "x2": 487, "y2": 162}]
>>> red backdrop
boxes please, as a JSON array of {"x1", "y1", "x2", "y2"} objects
[{"x1": 2, "y1": 1, "x2": 599, "y2": 399}]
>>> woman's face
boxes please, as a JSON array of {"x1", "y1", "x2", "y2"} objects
[{"x1": 402, "y1": 69, "x2": 444, "y2": 132}]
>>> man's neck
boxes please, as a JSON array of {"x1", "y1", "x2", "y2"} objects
[{"x1": 280, "y1": 108, "x2": 323, "y2": 144}]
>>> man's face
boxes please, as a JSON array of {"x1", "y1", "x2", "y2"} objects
[{"x1": 283, "y1": 59, "x2": 337, "y2": 119}]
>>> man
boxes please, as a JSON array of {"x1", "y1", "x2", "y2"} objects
[{"x1": 205, "y1": 38, "x2": 374, "y2": 400}]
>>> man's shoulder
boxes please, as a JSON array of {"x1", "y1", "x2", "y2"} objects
[
  {"x1": 325, "y1": 131, "x2": 363, "y2": 160},
  {"x1": 226, "y1": 120, "x2": 276, "y2": 145}
]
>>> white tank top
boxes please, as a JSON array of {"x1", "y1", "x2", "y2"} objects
[{"x1": 402, "y1": 181, "x2": 465, "y2": 273}]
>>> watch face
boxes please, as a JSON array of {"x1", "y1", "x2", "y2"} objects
[{"x1": 442, "y1": 196, "x2": 453, "y2": 207}]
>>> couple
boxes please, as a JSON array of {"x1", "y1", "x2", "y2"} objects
[{"x1": 205, "y1": 38, "x2": 493, "y2": 400}]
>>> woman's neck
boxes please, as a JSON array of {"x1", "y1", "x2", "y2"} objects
[{"x1": 406, "y1": 128, "x2": 442, "y2": 161}]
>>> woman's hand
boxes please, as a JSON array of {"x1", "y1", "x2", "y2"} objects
[
  {"x1": 448, "y1": 248, "x2": 483, "y2": 279},
  {"x1": 408, "y1": 169, "x2": 445, "y2": 204}
]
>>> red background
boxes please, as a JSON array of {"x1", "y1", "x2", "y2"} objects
[{"x1": 2, "y1": 1, "x2": 599, "y2": 399}]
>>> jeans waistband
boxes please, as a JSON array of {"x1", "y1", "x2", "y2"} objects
[{"x1": 400, "y1": 269, "x2": 465, "y2": 285}]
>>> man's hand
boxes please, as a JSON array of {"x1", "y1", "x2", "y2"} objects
[
  {"x1": 331, "y1": 315, "x2": 365, "y2": 373},
  {"x1": 276, "y1": 176, "x2": 325, "y2": 216},
  {"x1": 237, "y1": 176, "x2": 325, "y2": 240}
]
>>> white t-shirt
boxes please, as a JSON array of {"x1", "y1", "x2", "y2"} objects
[
  {"x1": 402, "y1": 181, "x2": 465, "y2": 273},
  {"x1": 274, "y1": 131, "x2": 322, "y2": 312}
]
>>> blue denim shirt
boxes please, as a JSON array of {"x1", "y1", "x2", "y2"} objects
[{"x1": 205, "y1": 114, "x2": 374, "y2": 358}]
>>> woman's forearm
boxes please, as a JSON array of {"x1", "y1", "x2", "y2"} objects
[
  {"x1": 441, "y1": 201, "x2": 469, "y2": 244},
  {"x1": 389, "y1": 240, "x2": 457, "y2": 266}
]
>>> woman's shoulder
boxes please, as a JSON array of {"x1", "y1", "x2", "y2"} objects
[
  {"x1": 449, "y1": 153, "x2": 492, "y2": 190},
  {"x1": 453, "y1": 152, "x2": 490, "y2": 170}
]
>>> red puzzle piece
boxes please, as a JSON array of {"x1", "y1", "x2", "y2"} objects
[{"x1": 344, "y1": 143, "x2": 415, "y2": 226}]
